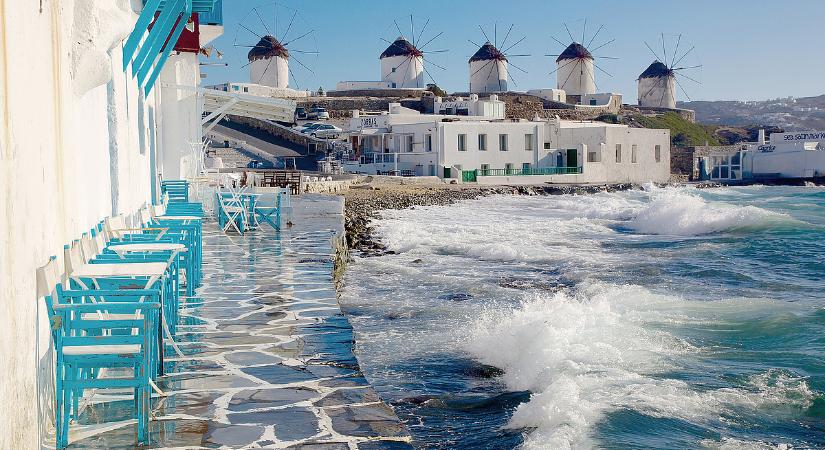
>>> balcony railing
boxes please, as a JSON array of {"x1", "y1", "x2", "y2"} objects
[{"x1": 477, "y1": 166, "x2": 582, "y2": 177}]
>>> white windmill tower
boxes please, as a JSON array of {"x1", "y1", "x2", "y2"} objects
[
  {"x1": 379, "y1": 16, "x2": 447, "y2": 89},
  {"x1": 468, "y1": 24, "x2": 529, "y2": 93},
  {"x1": 548, "y1": 21, "x2": 616, "y2": 99},
  {"x1": 235, "y1": 3, "x2": 318, "y2": 90},
  {"x1": 638, "y1": 34, "x2": 702, "y2": 108}
]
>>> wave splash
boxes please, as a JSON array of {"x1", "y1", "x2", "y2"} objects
[
  {"x1": 627, "y1": 187, "x2": 790, "y2": 236},
  {"x1": 464, "y1": 284, "x2": 814, "y2": 449}
]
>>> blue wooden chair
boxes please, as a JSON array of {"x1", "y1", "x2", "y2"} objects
[
  {"x1": 253, "y1": 189, "x2": 282, "y2": 230},
  {"x1": 37, "y1": 256, "x2": 160, "y2": 449}
]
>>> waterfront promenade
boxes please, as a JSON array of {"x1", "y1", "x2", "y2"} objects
[{"x1": 64, "y1": 195, "x2": 411, "y2": 449}]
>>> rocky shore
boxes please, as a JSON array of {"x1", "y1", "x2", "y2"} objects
[{"x1": 343, "y1": 180, "x2": 640, "y2": 256}]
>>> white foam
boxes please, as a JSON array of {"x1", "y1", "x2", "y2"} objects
[
  {"x1": 628, "y1": 187, "x2": 789, "y2": 236},
  {"x1": 463, "y1": 284, "x2": 815, "y2": 449}
]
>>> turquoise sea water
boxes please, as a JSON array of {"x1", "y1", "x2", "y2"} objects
[{"x1": 340, "y1": 186, "x2": 825, "y2": 449}]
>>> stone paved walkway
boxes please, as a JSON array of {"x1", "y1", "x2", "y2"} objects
[{"x1": 67, "y1": 195, "x2": 412, "y2": 449}]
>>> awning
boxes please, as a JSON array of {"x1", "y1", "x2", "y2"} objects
[{"x1": 353, "y1": 128, "x2": 388, "y2": 136}]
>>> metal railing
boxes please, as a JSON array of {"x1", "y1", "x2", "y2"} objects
[{"x1": 477, "y1": 166, "x2": 582, "y2": 176}]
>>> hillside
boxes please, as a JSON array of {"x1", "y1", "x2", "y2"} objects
[{"x1": 679, "y1": 94, "x2": 825, "y2": 131}]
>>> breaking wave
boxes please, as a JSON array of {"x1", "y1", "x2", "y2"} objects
[
  {"x1": 626, "y1": 187, "x2": 793, "y2": 236},
  {"x1": 463, "y1": 284, "x2": 815, "y2": 449}
]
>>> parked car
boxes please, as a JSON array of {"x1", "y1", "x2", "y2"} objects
[
  {"x1": 309, "y1": 124, "x2": 342, "y2": 139},
  {"x1": 300, "y1": 123, "x2": 324, "y2": 134},
  {"x1": 307, "y1": 106, "x2": 330, "y2": 120},
  {"x1": 294, "y1": 106, "x2": 307, "y2": 121}
]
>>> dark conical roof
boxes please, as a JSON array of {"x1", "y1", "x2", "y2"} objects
[
  {"x1": 380, "y1": 36, "x2": 422, "y2": 59},
  {"x1": 639, "y1": 60, "x2": 673, "y2": 79},
  {"x1": 556, "y1": 42, "x2": 593, "y2": 63},
  {"x1": 247, "y1": 35, "x2": 289, "y2": 62},
  {"x1": 469, "y1": 41, "x2": 507, "y2": 63}
]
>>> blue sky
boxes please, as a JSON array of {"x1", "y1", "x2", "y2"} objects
[{"x1": 201, "y1": 0, "x2": 825, "y2": 101}]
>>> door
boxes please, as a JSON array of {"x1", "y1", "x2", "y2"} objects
[{"x1": 566, "y1": 149, "x2": 578, "y2": 168}]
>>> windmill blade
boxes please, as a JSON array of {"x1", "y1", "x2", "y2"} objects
[
  {"x1": 582, "y1": 18, "x2": 587, "y2": 44},
  {"x1": 470, "y1": 59, "x2": 494, "y2": 77},
  {"x1": 256, "y1": 57, "x2": 274, "y2": 84},
  {"x1": 502, "y1": 35, "x2": 526, "y2": 54},
  {"x1": 494, "y1": 22, "x2": 497, "y2": 47},
  {"x1": 506, "y1": 54, "x2": 531, "y2": 57},
  {"x1": 423, "y1": 49, "x2": 449, "y2": 54},
  {"x1": 640, "y1": 80, "x2": 659, "y2": 102},
  {"x1": 586, "y1": 24, "x2": 604, "y2": 48},
  {"x1": 486, "y1": 59, "x2": 498, "y2": 90},
  {"x1": 550, "y1": 35, "x2": 567, "y2": 48},
  {"x1": 500, "y1": 24, "x2": 514, "y2": 49},
  {"x1": 590, "y1": 38, "x2": 615, "y2": 53},
  {"x1": 419, "y1": 31, "x2": 443, "y2": 51},
  {"x1": 284, "y1": 29, "x2": 314, "y2": 47},
  {"x1": 594, "y1": 55, "x2": 620, "y2": 60},
  {"x1": 422, "y1": 57, "x2": 446, "y2": 71},
  {"x1": 593, "y1": 62, "x2": 613, "y2": 77},
  {"x1": 410, "y1": 14, "x2": 415, "y2": 45},
  {"x1": 583, "y1": 62, "x2": 598, "y2": 91},
  {"x1": 659, "y1": 81, "x2": 667, "y2": 107},
  {"x1": 422, "y1": 63, "x2": 439, "y2": 85},
  {"x1": 238, "y1": 23, "x2": 264, "y2": 41},
  {"x1": 672, "y1": 46, "x2": 694, "y2": 68},
  {"x1": 676, "y1": 72, "x2": 701, "y2": 84},
  {"x1": 670, "y1": 33, "x2": 682, "y2": 68},
  {"x1": 394, "y1": 20, "x2": 404, "y2": 38},
  {"x1": 673, "y1": 64, "x2": 702, "y2": 71},
  {"x1": 468, "y1": 39, "x2": 482, "y2": 49},
  {"x1": 496, "y1": 59, "x2": 502, "y2": 91},
  {"x1": 416, "y1": 18, "x2": 430, "y2": 46},
  {"x1": 290, "y1": 49, "x2": 320, "y2": 54},
  {"x1": 548, "y1": 57, "x2": 577, "y2": 77},
  {"x1": 506, "y1": 64, "x2": 519, "y2": 88},
  {"x1": 281, "y1": 10, "x2": 297, "y2": 43},
  {"x1": 478, "y1": 25, "x2": 492, "y2": 44},
  {"x1": 508, "y1": 60, "x2": 528, "y2": 74},
  {"x1": 291, "y1": 55, "x2": 316, "y2": 75},
  {"x1": 560, "y1": 59, "x2": 582, "y2": 89},
  {"x1": 644, "y1": 41, "x2": 663, "y2": 61},
  {"x1": 661, "y1": 33, "x2": 668, "y2": 68},
  {"x1": 253, "y1": 8, "x2": 272, "y2": 37},
  {"x1": 383, "y1": 56, "x2": 412, "y2": 80},
  {"x1": 563, "y1": 22, "x2": 575, "y2": 42},
  {"x1": 287, "y1": 66, "x2": 301, "y2": 90}
]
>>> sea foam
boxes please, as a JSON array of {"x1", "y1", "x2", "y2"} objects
[{"x1": 463, "y1": 284, "x2": 814, "y2": 449}]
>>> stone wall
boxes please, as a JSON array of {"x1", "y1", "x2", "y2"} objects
[
  {"x1": 297, "y1": 97, "x2": 424, "y2": 119},
  {"x1": 326, "y1": 88, "x2": 424, "y2": 98}
]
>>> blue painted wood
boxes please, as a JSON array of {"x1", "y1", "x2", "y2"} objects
[
  {"x1": 133, "y1": 0, "x2": 186, "y2": 85},
  {"x1": 122, "y1": 0, "x2": 164, "y2": 72},
  {"x1": 143, "y1": 1, "x2": 192, "y2": 93}
]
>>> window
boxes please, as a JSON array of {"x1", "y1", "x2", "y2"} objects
[
  {"x1": 458, "y1": 134, "x2": 467, "y2": 151},
  {"x1": 655, "y1": 145, "x2": 662, "y2": 162},
  {"x1": 505, "y1": 163, "x2": 514, "y2": 174},
  {"x1": 544, "y1": 142, "x2": 552, "y2": 149},
  {"x1": 406, "y1": 135, "x2": 413, "y2": 152},
  {"x1": 499, "y1": 134, "x2": 508, "y2": 151},
  {"x1": 589, "y1": 98, "x2": 598, "y2": 105},
  {"x1": 478, "y1": 134, "x2": 487, "y2": 151},
  {"x1": 243, "y1": 87, "x2": 249, "y2": 92},
  {"x1": 615, "y1": 144, "x2": 622, "y2": 163},
  {"x1": 391, "y1": 67, "x2": 397, "y2": 73},
  {"x1": 480, "y1": 163, "x2": 490, "y2": 175},
  {"x1": 525, "y1": 134, "x2": 534, "y2": 151},
  {"x1": 522, "y1": 162, "x2": 532, "y2": 173},
  {"x1": 233, "y1": 85, "x2": 240, "y2": 91},
  {"x1": 425, "y1": 134, "x2": 432, "y2": 152},
  {"x1": 587, "y1": 152, "x2": 598, "y2": 162},
  {"x1": 631, "y1": 144, "x2": 638, "y2": 163}
]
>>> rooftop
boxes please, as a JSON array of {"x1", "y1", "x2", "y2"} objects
[{"x1": 556, "y1": 42, "x2": 593, "y2": 62}]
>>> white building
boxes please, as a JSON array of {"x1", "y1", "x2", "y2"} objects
[
  {"x1": 556, "y1": 42, "x2": 596, "y2": 97},
  {"x1": 248, "y1": 35, "x2": 289, "y2": 89},
  {"x1": 469, "y1": 42, "x2": 508, "y2": 93},
  {"x1": 343, "y1": 104, "x2": 670, "y2": 184},
  {"x1": 208, "y1": 82, "x2": 310, "y2": 99},
  {"x1": 703, "y1": 130, "x2": 825, "y2": 181},
  {"x1": 527, "y1": 88, "x2": 567, "y2": 103},
  {"x1": 433, "y1": 94, "x2": 506, "y2": 119},
  {"x1": 638, "y1": 61, "x2": 676, "y2": 109},
  {"x1": 0, "y1": 2, "x2": 222, "y2": 448}
]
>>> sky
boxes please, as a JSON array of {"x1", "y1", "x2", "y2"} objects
[{"x1": 201, "y1": 0, "x2": 825, "y2": 102}]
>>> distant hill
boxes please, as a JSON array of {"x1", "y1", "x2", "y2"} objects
[{"x1": 679, "y1": 94, "x2": 825, "y2": 131}]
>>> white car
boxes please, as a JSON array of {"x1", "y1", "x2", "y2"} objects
[
  {"x1": 309, "y1": 124, "x2": 342, "y2": 139},
  {"x1": 307, "y1": 107, "x2": 330, "y2": 120}
]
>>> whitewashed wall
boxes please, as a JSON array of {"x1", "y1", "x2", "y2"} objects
[
  {"x1": 250, "y1": 56, "x2": 289, "y2": 89},
  {"x1": 158, "y1": 52, "x2": 200, "y2": 180},
  {"x1": 380, "y1": 55, "x2": 423, "y2": 89},
  {"x1": 0, "y1": 2, "x2": 164, "y2": 448}
]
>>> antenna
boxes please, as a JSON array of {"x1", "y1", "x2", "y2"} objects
[{"x1": 469, "y1": 23, "x2": 530, "y2": 93}]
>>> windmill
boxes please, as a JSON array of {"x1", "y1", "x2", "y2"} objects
[
  {"x1": 638, "y1": 34, "x2": 702, "y2": 109},
  {"x1": 233, "y1": 2, "x2": 318, "y2": 90},
  {"x1": 379, "y1": 15, "x2": 447, "y2": 89},
  {"x1": 546, "y1": 20, "x2": 617, "y2": 98},
  {"x1": 468, "y1": 23, "x2": 530, "y2": 93}
]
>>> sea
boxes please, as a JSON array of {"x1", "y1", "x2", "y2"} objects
[{"x1": 339, "y1": 185, "x2": 825, "y2": 449}]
